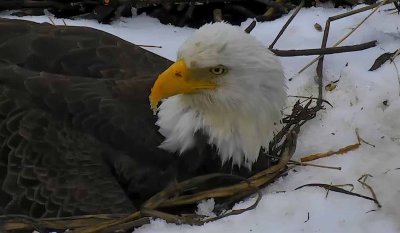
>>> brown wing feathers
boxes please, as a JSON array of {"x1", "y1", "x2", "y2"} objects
[{"x1": 0, "y1": 18, "x2": 175, "y2": 217}]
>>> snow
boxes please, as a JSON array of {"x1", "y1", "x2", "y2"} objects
[
  {"x1": 195, "y1": 199, "x2": 216, "y2": 218},
  {"x1": 1, "y1": 4, "x2": 400, "y2": 233}
]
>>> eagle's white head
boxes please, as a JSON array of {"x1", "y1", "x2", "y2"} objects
[{"x1": 150, "y1": 22, "x2": 286, "y2": 168}]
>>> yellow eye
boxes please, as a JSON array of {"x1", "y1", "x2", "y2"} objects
[{"x1": 209, "y1": 66, "x2": 226, "y2": 75}]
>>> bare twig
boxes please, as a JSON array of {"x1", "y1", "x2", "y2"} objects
[
  {"x1": 357, "y1": 174, "x2": 382, "y2": 208},
  {"x1": 390, "y1": 49, "x2": 400, "y2": 95},
  {"x1": 392, "y1": 49, "x2": 400, "y2": 60},
  {"x1": 288, "y1": 95, "x2": 333, "y2": 107},
  {"x1": 269, "y1": 0, "x2": 305, "y2": 49},
  {"x1": 270, "y1": 40, "x2": 377, "y2": 57},
  {"x1": 291, "y1": 161, "x2": 342, "y2": 170},
  {"x1": 136, "y1": 44, "x2": 162, "y2": 48},
  {"x1": 265, "y1": 154, "x2": 341, "y2": 170},
  {"x1": 325, "y1": 182, "x2": 333, "y2": 198},
  {"x1": 304, "y1": 212, "x2": 310, "y2": 223},
  {"x1": 298, "y1": 0, "x2": 394, "y2": 75},
  {"x1": 300, "y1": 143, "x2": 360, "y2": 162},
  {"x1": 334, "y1": 184, "x2": 355, "y2": 191},
  {"x1": 295, "y1": 183, "x2": 381, "y2": 206},
  {"x1": 203, "y1": 192, "x2": 262, "y2": 223},
  {"x1": 47, "y1": 16, "x2": 55, "y2": 25},
  {"x1": 326, "y1": 183, "x2": 355, "y2": 198},
  {"x1": 244, "y1": 20, "x2": 257, "y2": 33},
  {"x1": 355, "y1": 128, "x2": 375, "y2": 147}
]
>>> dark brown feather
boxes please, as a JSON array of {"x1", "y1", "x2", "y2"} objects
[{"x1": 0, "y1": 18, "x2": 176, "y2": 217}]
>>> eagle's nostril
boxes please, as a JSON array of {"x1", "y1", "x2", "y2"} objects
[{"x1": 175, "y1": 71, "x2": 182, "y2": 77}]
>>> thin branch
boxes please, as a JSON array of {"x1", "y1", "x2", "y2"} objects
[
  {"x1": 266, "y1": 154, "x2": 341, "y2": 170},
  {"x1": 390, "y1": 49, "x2": 400, "y2": 96},
  {"x1": 298, "y1": 0, "x2": 394, "y2": 75},
  {"x1": 244, "y1": 20, "x2": 257, "y2": 33},
  {"x1": 357, "y1": 174, "x2": 382, "y2": 208},
  {"x1": 290, "y1": 161, "x2": 342, "y2": 170},
  {"x1": 136, "y1": 44, "x2": 162, "y2": 48},
  {"x1": 204, "y1": 191, "x2": 262, "y2": 223},
  {"x1": 287, "y1": 95, "x2": 333, "y2": 107},
  {"x1": 269, "y1": 0, "x2": 305, "y2": 49},
  {"x1": 295, "y1": 183, "x2": 381, "y2": 206},
  {"x1": 270, "y1": 40, "x2": 376, "y2": 57}
]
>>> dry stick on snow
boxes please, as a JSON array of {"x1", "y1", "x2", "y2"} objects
[
  {"x1": 296, "y1": 0, "x2": 380, "y2": 162},
  {"x1": 358, "y1": 174, "x2": 382, "y2": 208},
  {"x1": 137, "y1": 44, "x2": 163, "y2": 48},
  {"x1": 334, "y1": 184, "x2": 355, "y2": 191},
  {"x1": 267, "y1": 0, "x2": 375, "y2": 57},
  {"x1": 325, "y1": 183, "x2": 356, "y2": 198},
  {"x1": 298, "y1": 0, "x2": 395, "y2": 75},
  {"x1": 390, "y1": 49, "x2": 400, "y2": 95},
  {"x1": 271, "y1": 41, "x2": 377, "y2": 57},
  {"x1": 300, "y1": 129, "x2": 364, "y2": 162},
  {"x1": 266, "y1": 154, "x2": 341, "y2": 170},
  {"x1": 295, "y1": 183, "x2": 381, "y2": 206},
  {"x1": 245, "y1": 20, "x2": 257, "y2": 34},
  {"x1": 267, "y1": 154, "x2": 341, "y2": 170},
  {"x1": 47, "y1": 16, "x2": 56, "y2": 25},
  {"x1": 392, "y1": 49, "x2": 400, "y2": 60},
  {"x1": 325, "y1": 182, "x2": 333, "y2": 198},
  {"x1": 269, "y1": 0, "x2": 305, "y2": 49},
  {"x1": 304, "y1": 212, "x2": 310, "y2": 223},
  {"x1": 300, "y1": 143, "x2": 360, "y2": 162},
  {"x1": 202, "y1": 191, "x2": 262, "y2": 223},
  {"x1": 312, "y1": 0, "x2": 391, "y2": 106},
  {"x1": 268, "y1": 100, "x2": 317, "y2": 157},
  {"x1": 291, "y1": 161, "x2": 342, "y2": 170},
  {"x1": 392, "y1": 61, "x2": 400, "y2": 96},
  {"x1": 144, "y1": 174, "x2": 258, "y2": 209},
  {"x1": 355, "y1": 128, "x2": 375, "y2": 147},
  {"x1": 311, "y1": 0, "x2": 392, "y2": 106},
  {"x1": 288, "y1": 95, "x2": 333, "y2": 107}
]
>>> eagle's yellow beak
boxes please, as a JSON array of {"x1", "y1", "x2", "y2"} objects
[{"x1": 150, "y1": 60, "x2": 217, "y2": 113}]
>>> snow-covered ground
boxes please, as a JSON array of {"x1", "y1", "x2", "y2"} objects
[{"x1": 1, "y1": 4, "x2": 400, "y2": 233}]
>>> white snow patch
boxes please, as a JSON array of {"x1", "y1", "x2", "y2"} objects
[{"x1": 196, "y1": 199, "x2": 216, "y2": 217}]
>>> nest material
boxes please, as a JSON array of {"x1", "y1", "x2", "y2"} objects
[{"x1": 0, "y1": 0, "x2": 376, "y2": 26}]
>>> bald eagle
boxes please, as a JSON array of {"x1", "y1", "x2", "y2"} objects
[{"x1": 0, "y1": 18, "x2": 286, "y2": 218}]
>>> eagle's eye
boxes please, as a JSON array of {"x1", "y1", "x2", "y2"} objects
[{"x1": 209, "y1": 65, "x2": 227, "y2": 75}]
